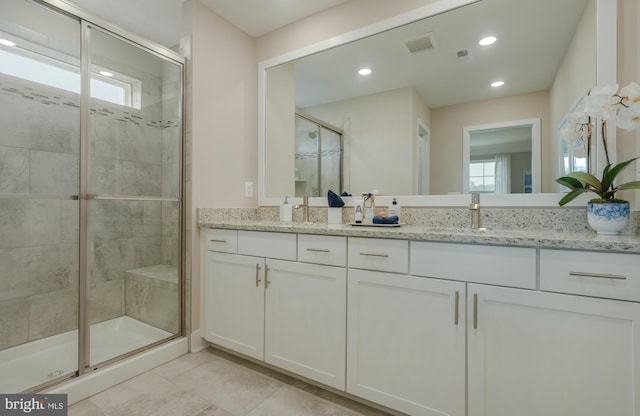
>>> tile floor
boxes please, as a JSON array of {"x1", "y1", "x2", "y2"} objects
[{"x1": 69, "y1": 347, "x2": 394, "y2": 416}]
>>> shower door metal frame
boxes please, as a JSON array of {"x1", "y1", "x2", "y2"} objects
[{"x1": 34, "y1": 0, "x2": 187, "y2": 380}]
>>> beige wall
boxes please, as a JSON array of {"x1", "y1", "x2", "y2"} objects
[
  {"x1": 304, "y1": 87, "x2": 426, "y2": 195},
  {"x1": 430, "y1": 91, "x2": 550, "y2": 195},
  {"x1": 190, "y1": 0, "x2": 257, "y2": 330}
]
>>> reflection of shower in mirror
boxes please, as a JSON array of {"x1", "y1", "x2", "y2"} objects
[{"x1": 295, "y1": 113, "x2": 344, "y2": 197}]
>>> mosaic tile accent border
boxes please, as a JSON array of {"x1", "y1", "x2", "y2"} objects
[{"x1": 0, "y1": 75, "x2": 177, "y2": 129}]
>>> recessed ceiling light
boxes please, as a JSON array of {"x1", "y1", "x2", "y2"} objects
[
  {"x1": 479, "y1": 36, "x2": 497, "y2": 46},
  {"x1": 358, "y1": 68, "x2": 372, "y2": 76},
  {"x1": 0, "y1": 39, "x2": 16, "y2": 47},
  {"x1": 491, "y1": 81, "x2": 505, "y2": 87},
  {"x1": 99, "y1": 71, "x2": 113, "y2": 77}
]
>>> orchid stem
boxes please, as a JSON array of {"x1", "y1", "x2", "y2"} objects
[{"x1": 601, "y1": 121, "x2": 611, "y2": 166}]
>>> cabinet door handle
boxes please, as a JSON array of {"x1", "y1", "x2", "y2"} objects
[
  {"x1": 359, "y1": 252, "x2": 389, "y2": 258},
  {"x1": 210, "y1": 239, "x2": 227, "y2": 243},
  {"x1": 454, "y1": 290, "x2": 460, "y2": 326},
  {"x1": 569, "y1": 271, "x2": 627, "y2": 280},
  {"x1": 255, "y1": 264, "x2": 261, "y2": 287},
  {"x1": 473, "y1": 293, "x2": 478, "y2": 329},
  {"x1": 306, "y1": 248, "x2": 330, "y2": 253},
  {"x1": 265, "y1": 266, "x2": 271, "y2": 288}
]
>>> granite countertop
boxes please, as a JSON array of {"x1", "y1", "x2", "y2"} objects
[{"x1": 198, "y1": 220, "x2": 640, "y2": 254}]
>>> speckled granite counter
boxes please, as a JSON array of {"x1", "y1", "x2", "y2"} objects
[{"x1": 197, "y1": 219, "x2": 640, "y2": 254}]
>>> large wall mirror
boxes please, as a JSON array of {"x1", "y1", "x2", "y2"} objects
[{"x1": 259, "y1": 0, "x2": 616, "y2": 206}]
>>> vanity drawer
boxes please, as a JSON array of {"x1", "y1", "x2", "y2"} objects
[
  {"x1": 206, "y1": 228, "x2": 238, "y2": 253},
  {"x1": 348, "y1": 238, "x2": 408, "y2": 274},
  {"x1": 540, "y1": 249, "x2": 640, "y2": 302},
  {"x1": 410, "y1": 241, "x2": 536, "y2": 289},
  {"x1": 238, "y1": 230, "x2": 297, "y2": 260},
  {"x1": 298, "y1": 234, "x2": 347, "y2": 267}
]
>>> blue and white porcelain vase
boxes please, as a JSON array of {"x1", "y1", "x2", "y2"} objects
[{"x1": 587, "y1": 201, "x2": 630, "y2": 235}]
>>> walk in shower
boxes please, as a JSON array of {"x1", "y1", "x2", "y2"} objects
[
  {"x1": 294, "y1": 114, "x2": 343, "y2": 197},
  {"x1": 0, "y1": 0, "x2": 183, "y2": 393}
]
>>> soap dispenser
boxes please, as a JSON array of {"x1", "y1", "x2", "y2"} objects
[
  {"x1": 354, "y1": 204, "x2": 363, "y2": 223},
  {"x1": 280, "y1": 196, "x2": 292, "y2": 222},
  {"x1": 388, "y1": 198, "x2": 401, "y2": 221}
]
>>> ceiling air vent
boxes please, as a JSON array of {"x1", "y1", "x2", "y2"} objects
[
  {"x1": 457, "y1": 49, "x2": 473, "y2": 62},
  {"x1": 404, "y1": 32, "x2": 438, "y2": 54}
]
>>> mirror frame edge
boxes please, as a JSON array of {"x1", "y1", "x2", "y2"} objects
[{"x1": 258, "y1": 0, "x2": 616, "y2": 208}]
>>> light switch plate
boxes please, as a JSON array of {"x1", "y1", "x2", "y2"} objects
[{"x1": 244, "y1": 181, "x2": 254, "y2": 198}]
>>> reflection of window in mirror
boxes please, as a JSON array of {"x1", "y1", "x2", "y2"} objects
[{"x1": 469, "y1": 160, "x2": 496, "y2": 193}]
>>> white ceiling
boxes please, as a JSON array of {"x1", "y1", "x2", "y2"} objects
[
  {"x1": 61, "y1": 0, "x2": 186, "y2": 47},
  {"x1": 62, "y1": 0, "x2": 348, "y2": 47},
  {"x1": 199, "y1": 0, "x2": 350, "y2": 38}
]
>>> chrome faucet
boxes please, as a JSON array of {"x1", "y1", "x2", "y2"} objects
[
  {"x1": 469, "y1": 192, "x2": 480, "y2": 229},
  {"x1": 294, "y1": 196, "x2": 310, "y2": 223}
]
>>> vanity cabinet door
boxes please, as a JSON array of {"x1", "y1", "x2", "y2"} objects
[
  {"x1": 347, "y1": 269, "x2": 466, "y2": 416},
  {"x1": 264, "y1": 259, "x2": 347, "y2": 390},
  {"x1": 204, "y1": 252, "x2": 265, "y2": 360},
  {"x1": 467, "y1": 283, "x2": 640, "y2": 416}
]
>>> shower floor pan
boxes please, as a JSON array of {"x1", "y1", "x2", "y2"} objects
[{"x1": 0, "y1": 316, "x2": 172, "y2": 393}]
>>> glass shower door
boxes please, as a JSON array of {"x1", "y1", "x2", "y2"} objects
[
  {"x1": 295, "y1": 116, "x2": 320, "y2": 196},
  {"x1": 319, "y1": 127, "x2": 342, "y2": 196},
  {"x1": 0, "y1": 1, "x2": 81, "y2": 392},
  {"x1": 86, "y1": 27, "x2": 182, "y2": 367},
  {"x1": 294, "y1": 115, "x2": 343, "y2": 197}
]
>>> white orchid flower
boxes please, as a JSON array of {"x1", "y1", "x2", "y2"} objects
[
  {"x1": 585, "y1": 84, "x2": 619, "y2": 119},
  {"x1": 619, "y1": 82, "x2": 640, "y2": 107},
  {"x1": 562, "y1": 112, "x2": 590, "y2": 144},
  {"x1": 616, "y1": 102, "x2": 640, "y2": 130}
]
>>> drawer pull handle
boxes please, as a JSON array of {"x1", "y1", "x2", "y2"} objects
[
  {"x1": 210, "y1": 239, "x2": 227, "y2": 243},
  {"x1": 255, "y1": 264, "x2": 261, "y2": 287},
  {"x1": 265, "y1": 266, "x2": 271, "y2": 288},
  {"x1": 569, "y1": 271, "x2": 627, "y2": 280},
  {"x1": 306, "y1": 248, "x2": 330, "y2": 253},
  {"x1": 454, "y1": 290, "x2": 460, "y2": 326},
  {"x1": 359, "y1": 252, "x2": 389, "y2": 258},
  {"x1": 473, "y1": 293, "x2": 478, "y2": 329}
]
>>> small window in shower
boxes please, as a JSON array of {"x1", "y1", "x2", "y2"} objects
[{"x1": 0, "y1": 43, "x2": 140, "y2": 108}]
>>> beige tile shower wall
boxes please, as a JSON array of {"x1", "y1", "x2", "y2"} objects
[
  {"x1": 0, "y1": 71, "x2": 175, "y2": 350},
  {"x1": 0, "y1": 78, "x2": 83, "y2": 350}
]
